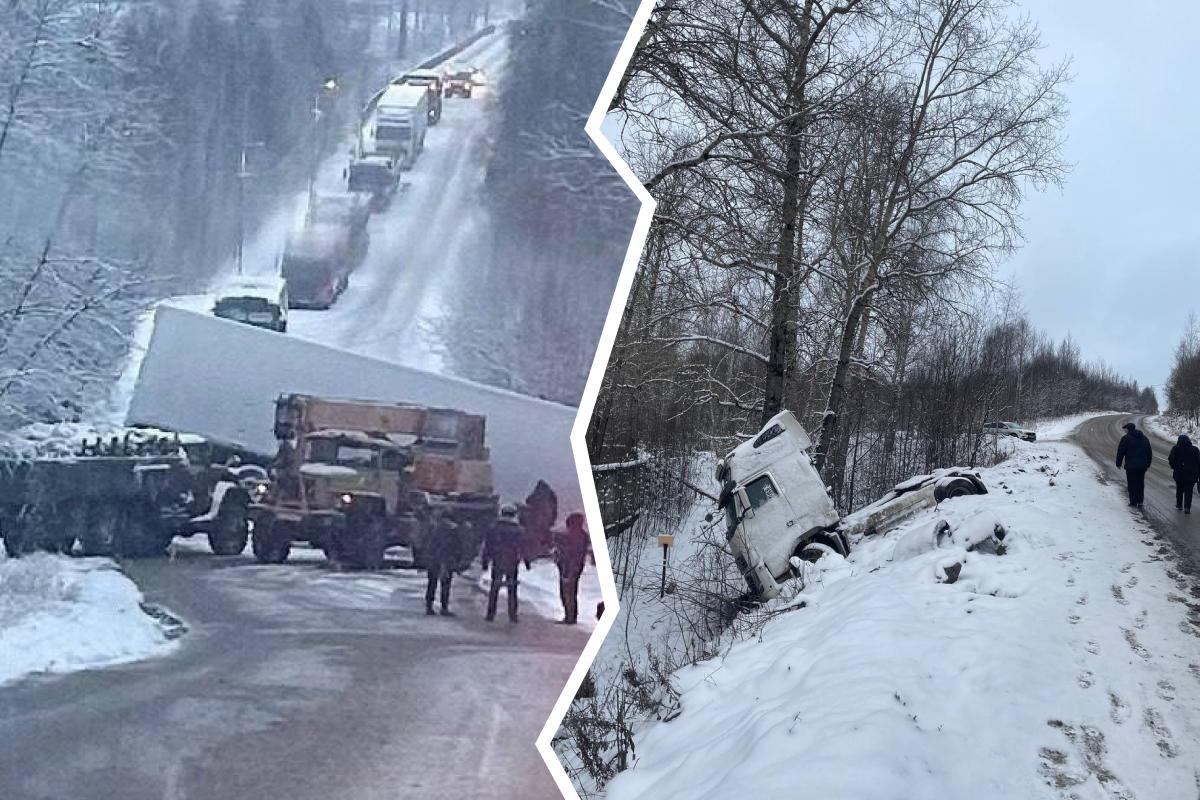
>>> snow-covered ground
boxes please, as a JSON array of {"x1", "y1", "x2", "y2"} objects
[
  {"x1": 592, "y1": 438, "x2": 1200, "y2": 800},
  {"x1": 1033, "y1": 410, "x2": 1123, "y2": 441},
  {"x1": 1147, "y1": 413, "x2": 1198, "y2": 442},
  {"x1": 0, "y1": 553, "x2": 178, "y2": 687}
]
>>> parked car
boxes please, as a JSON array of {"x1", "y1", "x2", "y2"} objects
[{"x1": 983, "y1": 421, "x2": 1037, "y2": 442}]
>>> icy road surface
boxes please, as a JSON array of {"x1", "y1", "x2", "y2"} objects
[
  {"x1": 234, "y1": 32, "x2": 508, "y2": 376},
  {"x1": 0, "y1": 548, "x2": 588, "y2": 799}
]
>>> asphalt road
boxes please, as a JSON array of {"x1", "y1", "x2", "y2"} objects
[
  {"x1": 1073, "y1": 413, "x2": 1200, "y2": 570},
  {"x1": 0, "y1": 549, "x2": 586, "y2": 799}
]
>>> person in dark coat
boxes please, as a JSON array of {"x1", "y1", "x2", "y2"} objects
[
  {"x1": 1116, "y1": 422, "x2": 1154, "y2": 507},
  {"x1": 520, "y1": 480, "x2": 558, "y2": 559},
  {"x1": 1167, "y1": 434, "x2": 1200, "y2": 514},
  {"x1": 424, "y1": 512, "x2": 464, "y2": 616},
  {"x1": 481, "y1": 504, "x2": 530, "y2": 622},
  {"x1": 554, "y1": 512, "x2": 592, "y2": 625}
]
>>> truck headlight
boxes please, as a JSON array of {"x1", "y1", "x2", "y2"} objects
[{"x1": 340, "y1": 493, "x2": 353, "y2": 506}]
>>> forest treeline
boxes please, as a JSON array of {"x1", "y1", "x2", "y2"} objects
[
  {"x1": 476, "y1": 0, "x2": 640, "y2": 404},
  {"x1": 0, "y1": 0, "x2": 482, "y2": 426},
  {"x1": 586, "y1": 0, "x2": 1156, "y2": 514},
  {"x1": 1167, "y1": 315, "x2": 1200, "y2": 424}
]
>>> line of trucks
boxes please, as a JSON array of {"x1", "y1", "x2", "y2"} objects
[
  {"x1": 0, "y1": 394, "x2": 498, "y2": 571},
  {"x1": 212, "y1": 63, "x2": 487, "y2": 322}
]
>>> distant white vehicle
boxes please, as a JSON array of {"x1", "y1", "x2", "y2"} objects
[
  {"x1": 370, "y1": 83, "x2": 429, "y2": 168},
  {"x1": 213, "y1": 276, "x2": 288, "y2": 333},
  {"x1": 983, "y1": 421, "x2": 1037, "y2": 442},
  {"x1": 714, "y1": 411, "x2": 987, "y2": 599}
]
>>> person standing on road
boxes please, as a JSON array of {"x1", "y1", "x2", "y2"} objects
[
  {"x1": 520, "y1": 480, "x2": 558, "y2": 559},
  {"x1": 1168, "y1": 434, "x2": 1200, "y2": 514},
  {"x1": 1116, "y1": 421, "x2": 1154, "y2": 508},
  {"x1": 481, "y1": 505, "x2": 530, "y2": 623},
  {"x1": 554, "y1": 512, "x2": 591, "y2": 625},
  {"x1": 424, "y1": 512, "x2": 463, "y2": 616}
]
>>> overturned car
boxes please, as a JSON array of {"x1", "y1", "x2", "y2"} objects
[{"x1": 714, "y1": 411, "x2": 987, "y2": 599}]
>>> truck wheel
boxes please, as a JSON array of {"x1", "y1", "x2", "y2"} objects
[
  {"x1": 795, "y1": 532, "x2": 845, "y2": 565},
  {"x1": 80, "y1": 505, "x2": 121, "y2": 556},
  {"x1": 934, "y1": 478, "x2": 980, "y2": 503},
  {"x1": 115, "y1": 509, "x2": 170, "y2": 558},
  {"x1": 1, "y1": 514, "x2": 33, "y2": 557},
  {"x1": 251, "y1": 518, "x2": 290, "y2": 564},
  {"x1": 209, "y1": 505, "x2": 249, "y2": 556}
]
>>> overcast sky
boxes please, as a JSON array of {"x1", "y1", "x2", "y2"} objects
[{"x1": 1005, "y1": 1, "x2": 1200, "y2": 400}]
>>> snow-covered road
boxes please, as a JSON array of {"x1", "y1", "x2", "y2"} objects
[{"x1": 231, "y1": 33, "x2": 509, "y2": 375}]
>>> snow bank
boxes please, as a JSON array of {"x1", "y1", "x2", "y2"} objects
[
  {"x1": 125, "y1": 305, "x2": 580, "y2": 509},
  {"x1": 0, "y1": 554, "x2": 177, "y2": 686},
  {"x1": 1146, "y1": 413, "x2": 1198, "y2": 443},
  {"x1": 602, "y1": 442, "x2": 1200, "y2": 800}
]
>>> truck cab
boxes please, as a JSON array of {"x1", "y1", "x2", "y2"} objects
[
  {"x1": 371, "y1": 84, "x2": 429, "y2": 168},
  {"x1": 716, "y1": 411, "x2": 846, "y2": 599},
  {"x1": 212, "y1": 277, "x2": 289, "y2": 332},
  {"x1": 346, "y1": 154, "x2": 399, "y2": 211},
  {"x1": 395, "y1": 69, "x2": 443, "y2": 124}
]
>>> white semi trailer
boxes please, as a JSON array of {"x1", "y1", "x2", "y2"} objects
[
  {"x1": 715, "y1": 411, "x2": 987, "y2": 599},
  {"x1": 368, "y1": 84, "x2": 429, "y2": 169}
]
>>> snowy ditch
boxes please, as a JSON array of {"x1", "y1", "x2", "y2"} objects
[
  {"x1": 565, "y1": 414, "x2": 1200, "y2": 799},
  {"x1": 0, "y1": 553, "x2": 180, "y2": 687}
]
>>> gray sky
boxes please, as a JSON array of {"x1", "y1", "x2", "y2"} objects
[{"x1": 1005, "y1": 1, "x2": 1199, "y2": 402}]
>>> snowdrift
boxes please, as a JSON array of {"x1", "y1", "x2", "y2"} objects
[
  {"x1": 0, "y1": 554, "x2": 177, "y2": 686},
  {"x1": 599, "y1": 443, "x2": 1200, "y2": 800},
  {"x1": 125, "y1": 305, "x2": 580, "y2": 509}
]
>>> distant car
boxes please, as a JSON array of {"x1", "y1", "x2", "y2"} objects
[
  {"x1": 213, "y1": 276, "x2": 288, "y2": 333},
  {"x1": 443, "y1": 67, "x2": 476, "y2": 98},
  {"x1": 470, "y1": 68, "x2": 488, "y2": 88},
  {"x1": 983, "y1": 421, "x2": 1037, "y2": 442}
]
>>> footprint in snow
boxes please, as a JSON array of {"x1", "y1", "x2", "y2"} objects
[
  {"x1": 1077, "y1": 672, "x2": 1095, "y2": 689},
  {"x1": 1122, "y1": 628, "x2": 1151, "y2": 659},
  {"x1": 1111, "y1": 585, "x2": 1129, "y2": 605},
  {"x1": 1108, "y1": 691, "x2": 1131, "y2": 725},
  {"x1": 1076, "y1": 593, "x2": 1088, "y2": 605},
  {"x1": 1066, "y1": 575, "x2": 1076, "y2": 587},
  {"x1": 1189, "y1": 664, "x2": 1200, "y2": 683},
  {"x1": 1120, "y1": 563, "x2": 1134, "y2": 574},
  {"x1": 1125, "y1": 575, "x2": 1139, "y2": 588},
  {"x1": 1155, "y1": 680, "x2": 1176, "y2": 701},
  {"x1": 1041, "y1": 721, "x2": 1135, "y2": 799},
  {"x1": 1142, "y1": 707, "x2": 1179, "y2": 758},
  {"x1": 1087, "y1": 641, "x2": 1101, "y2": 655},
  {"x1": 1134, "y1": 610, "x2": 1148, "y2": 630},
  {"x1": 1068, "y1": 613, "x2": 1081, "y2": 625}
]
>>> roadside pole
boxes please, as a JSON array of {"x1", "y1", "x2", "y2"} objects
[{"x1": 658, "y1": 534, "x2": 674, "y2": 598}]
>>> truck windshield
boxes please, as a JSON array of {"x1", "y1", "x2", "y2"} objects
[
  {"x1": 307, "y1": 439, "x2": 377, "y2": 467},
  {"x1": 376, "y1": 123, "x2": 410, "y2": 141},
  {"x1": 348, "y1": 168, "x2": 387, "y2": 191},
  {"x1": 744, "y1": 474, "x2": 779, "y2": 509}
]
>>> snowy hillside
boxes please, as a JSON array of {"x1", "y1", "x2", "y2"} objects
[{"x1": 590, "y1": 430, "x2": 1200, "y2": 799}]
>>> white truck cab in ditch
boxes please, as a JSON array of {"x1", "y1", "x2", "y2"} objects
[{"x1": 716, "y1": 411, "x2": 987, "y2": 600}]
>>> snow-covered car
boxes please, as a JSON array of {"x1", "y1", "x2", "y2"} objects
[
  {"x1": 213, "y1": 276, "x2": 288, "y2": 333},
  {"x1": 714, "y1": 411, "x2": 987, "y2": 599},
  {"x1": 983, "y1": 421, "x2": 1037, "y2": 442}
]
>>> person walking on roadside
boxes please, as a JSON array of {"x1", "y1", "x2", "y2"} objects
[
  {"x1": 481, "y1": 504, "x2": 530, "y2": 623},
  {"x1": 1116, "y1": 421, "x2": 1154, "y2": 508},
  {"x1": 424, "y1": 512, "x2": 463, "y2": 616},
  {"x1": 1168, "y1": 434, "x2": 1200, "y2": 514},
  {"x1": 554, "y1": 512, "x2": 591, "y2": 625}
]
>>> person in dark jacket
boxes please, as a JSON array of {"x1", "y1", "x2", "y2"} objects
[
  {"x1": 424, "y1": 512, "x2": 464, "y2": 616},
  {"x1": 520, "y1": 480, "x2": 558, "y2": 559},
  {"x1": 1168, "y1": 434, "x2": 1200, "y2": 514},
  {"x1": 554, "y1": 512, "x2": 592, "y2": 625},
  {"x1": 481, "y1": 504, "x2": 530, "y2": 622},
  {"x1": 1116, "y1": 422, "x2": 1154, "y2": 507}
]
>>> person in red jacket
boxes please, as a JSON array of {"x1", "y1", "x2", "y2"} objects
[
  {"x1": 555, "y1": 512, "x2": 591, "y2": 625},
  {"x1": 481, "y1": 504, "x2": 530, "y2": 623}
]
